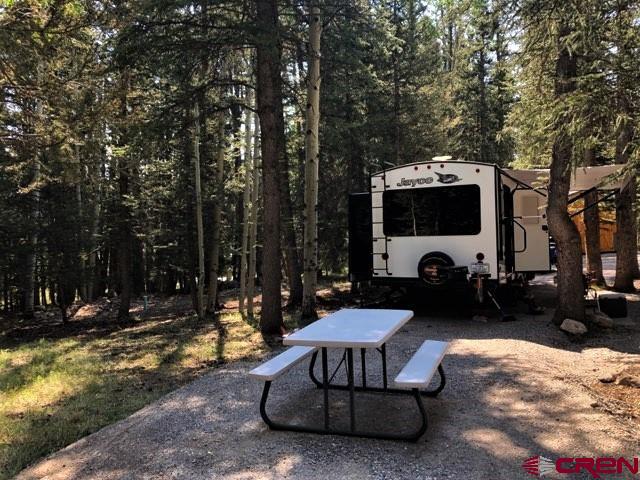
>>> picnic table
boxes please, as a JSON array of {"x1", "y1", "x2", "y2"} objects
[{"x1": 249, "y1": 309, "x2": 449, "y2": 441}]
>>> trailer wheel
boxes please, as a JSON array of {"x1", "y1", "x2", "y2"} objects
[{"x1": 418, "y1": 251, "x2": 454, "y2": 286}]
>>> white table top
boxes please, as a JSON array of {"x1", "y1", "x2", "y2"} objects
[{"x1": 283, "y1": 309, "x2": 414, "y2": 348}]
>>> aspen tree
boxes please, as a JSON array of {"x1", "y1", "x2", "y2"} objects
[
  {"x1": 247, "y1": 118, "x2": 260, "y2": 319},
  {"x1": 207, "y1": 115, "x2": 226, "y2": 313},
  {"x1": 239, "y1": 92, "x2": 253, "y2": 316},
  {"x1": 301, "y1": 4, "x2": 322, "y2": 321}
]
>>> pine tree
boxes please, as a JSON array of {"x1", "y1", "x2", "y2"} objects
[{"x1": 255, "y1": 0, "x2": 285, "y2": 335}]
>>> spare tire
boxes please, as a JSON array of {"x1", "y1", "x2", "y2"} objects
[{"x1": 418, "y1": 251, "x2": 454, "y2": 286}]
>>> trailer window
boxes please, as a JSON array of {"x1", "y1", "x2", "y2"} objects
[{"x1": 383, "y1": 185, "x2": 481, "y2": 236}]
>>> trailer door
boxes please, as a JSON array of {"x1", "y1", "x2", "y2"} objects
[
  {"x1": 502, "y1": 185, "x2": 515, "y2": 273},
  {"x1": 348, "y1": 193, "x2": 373, "y2": 282},
  {"x1": 513, "y1": 190, "x2": 551, "y2": 272}
]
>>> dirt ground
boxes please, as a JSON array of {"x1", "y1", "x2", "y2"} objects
[{"x1": 15, "y1": 269, "x2": 640, "y2": 480}]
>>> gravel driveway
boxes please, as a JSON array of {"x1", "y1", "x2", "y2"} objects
[{"x1": 16, "y1": 278, "x2": 640, "y2": 480}]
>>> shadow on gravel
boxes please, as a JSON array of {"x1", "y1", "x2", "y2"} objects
[
  {"x1": 374, "y1": 282, "x2": 640, "y2": 356},
  {"x1": 13, "y1": 271, "x2": 640, "y2": 480},
  {"x1": 20, "y1": 346, "x2": 638, "y2": 480}
]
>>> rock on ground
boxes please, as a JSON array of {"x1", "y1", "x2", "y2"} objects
[
  {"x1": 588, "y1": 311, "x2": 614, "y2": 329},
  {"x1": 616, "y1": 374, "x2": 640, "y2": 388},
  {"x1": 560, "y1": 318, "x2": 588, "y2": 335}
]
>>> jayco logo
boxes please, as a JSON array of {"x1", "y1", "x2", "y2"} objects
[
  {"x1": 396, "y1": 177, "x2": 434, "y2": 187},
  {"x1": 434, "y1": 172, "x2": 462, "y2": 184}
]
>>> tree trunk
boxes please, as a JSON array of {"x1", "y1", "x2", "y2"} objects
[
  {"x1": 230, "y1": 94, "x2": 243, "y2": 283},
  {"x1": 206, "y1": 115, "x2": 225, "y2": 313},
  {"x1": 392, "y1": 3, "x2": 401, "y2": 166},
  {"x1": 632, "y1": 230, "x2": 640, "y2": 279},
  {"x1": 256, "y1": 0, "x2": 285, "y2": 334},
  {"x1": 239, "y1": 99, "x2": 253, "y2": 316},
  {"x1": 247, "y1": 117, "x2": 260, "y2": 319},
  {"x1": 3, "y1": 273, "x2": 9, "y2": 313},
  {"x1": 58, "y1": 284, "x2": 69, "y2": 324},
  {"x1": 477, "y1": 33, "x2": 488, "y2": 163},
  {"x1": 547, "y1": 23, "x2": 584, "y2": 324},
  {"x1": 75, "y1": 145, "x2": 88, "y2": 303},
  {"x1": 447, "y1": 22, "x2": 454, "y2": 71},
  {"x1": 280, "y1": 149, "x2": 303, "y2": 309},
  {"x1": 88, "y1": 114, "x2": 106, "y2": 301},
  {"x1": 117, "y1": 164, "x2": 133, "y2": 322},
  {"x1": 614, "y1": 178, "x2": 636, "y2": 292},
  {"x1": 87, "y1": 191, "x2": 101, "y2": 301},
  {"x1": 33, "y1": 260, "x2": 40, "y2": 307},
  {"x1": 301, "y1": 4, "x2": 322, "y2": 321},
  {"x1": 613, "y1": 110, "x2": 637, "y2": 291},
  {"x1": 612, "y1": 115, "x2": 636, "y2": 292},
  {"x1": 23, "y1": 149, "x2": 40, "y2": 319},
  {"x1": 117, "y1": 74, "x2": 133, "y2": 323},
  {"x1": 192, "y1": 100, "x2": 206, "y2": 318},
  {"x1": 22, "y1": 62, "x2": 45, "y2": 319},
  {"x1": 583, "y1": 148, "x2": 605, "y2": 285},
  {"x1": 49, "y1": 278, "x2": 57, "y2": 305},
  {"x1": 40, "y1": 272, "x2": 47, "y2": 307},
  {"x1": 278, "y1": 52, "x2": 303, "y2": 308}
]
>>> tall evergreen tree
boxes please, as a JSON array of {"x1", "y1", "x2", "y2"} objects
[{"x1": 255, "y1": 0, "x2": 285, "y2": 335}]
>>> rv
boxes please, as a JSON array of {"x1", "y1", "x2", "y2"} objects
[
  {"x1": 348, "y1": 158, "x2": 622, "y2": 306},
  {"x1": 348, "y1": 159, "x2": 549, "y2": 304}
]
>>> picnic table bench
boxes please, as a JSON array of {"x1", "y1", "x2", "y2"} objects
[{"x1": 248, "y1": 309, "x2": 449, "y2": 441}]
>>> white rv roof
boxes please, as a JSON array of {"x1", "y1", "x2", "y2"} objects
[{"x1": 504, "y1": 165, "x2": 625, "y2": 192}]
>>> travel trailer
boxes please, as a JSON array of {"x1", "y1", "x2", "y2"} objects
[{"x1": 348, "y1": 157, "x2": 622, "y2": 306}]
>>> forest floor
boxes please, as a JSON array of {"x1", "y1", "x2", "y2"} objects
[
  {"x1": 0, "y1": 279, "x2": 360, "y2": 479},
  {"x1": 11, "y1": 260, "x2": 640, "y2": 480},
  {"x1": 530, "y1": 254, "x2": 640, "y2": 424},
  {"x1": 0, "y1": 293, "x2": 272, "y2": 479}
]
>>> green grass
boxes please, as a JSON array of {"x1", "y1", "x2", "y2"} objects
[{"x1": 0, "y1": 310, "x2": 268, "y2": 479}]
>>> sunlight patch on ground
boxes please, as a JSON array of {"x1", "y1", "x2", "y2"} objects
[
  {"x1": 274, "y1": 453, "x2": 303, "y2": 477},
  {"x1": 463, "y1": 428, "x2": 529, "y2": 460}
]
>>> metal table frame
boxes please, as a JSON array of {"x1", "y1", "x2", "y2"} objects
[{"x1": 259, "y1": 343, "x2": 446, "y2": 441}]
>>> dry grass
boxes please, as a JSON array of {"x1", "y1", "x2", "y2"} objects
[
  {"x1": 0, "y1": 300, "x2": 268, "y2": 480},
  {"x1": 590, "y1": 366, "x2": 640, "y2": 422}
]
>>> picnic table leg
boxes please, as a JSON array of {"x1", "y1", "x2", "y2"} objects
[
  {"x1": 360, "y1": 348, "x2": 366, "y2": 388},
  {"x1": 259, "y1": 381, "x2": 271, "y2": 426},
  {"x1": 381, "y1": 343, "x2": 388, "y2": 390},
  {"x1": 258, "y1": 376, "x2": 427, "y2": 442},
  {"x1": 308, "y1": 351, "x2": 321, "y2": 388},
  {"x1": 310, "y1": 347, "x2": 443, "y2": 400},
  {"x1": 410, "y1": 388, "x2": 428, "y2": 440},
  {"x1": 347, "y1": 348, "x2": 356, "y2": 431},
  {"x1": 321, "y1": 347, "x2": 330, "y2": 429},
  {"x1": 423, "y1": 364, "x2": 446, "y2": 397}
]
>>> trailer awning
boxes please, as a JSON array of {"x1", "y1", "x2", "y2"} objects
[{"x1": 504, "y1": 165, "x2": 626, "y2": 192}]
